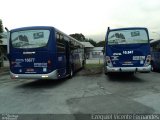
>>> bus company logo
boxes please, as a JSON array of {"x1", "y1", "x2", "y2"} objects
[
  {"x1": 23, "y1": 51, "x2": 35, "y2": 55},
  {"x1": 113, "y1": 53, "x2": 122, "y2": 56},
  {"x1": 123, "y1": 51, "x2": 133, "y2": 54}
]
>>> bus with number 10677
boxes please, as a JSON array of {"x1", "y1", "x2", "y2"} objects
[
  {"x1": 104, "y1": 27, "x2": 151, "y2": 74},
  {"x1": 7, "y1": 26, "x2": 85, "y2": 79}
]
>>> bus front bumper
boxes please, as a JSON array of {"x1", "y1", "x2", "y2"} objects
[
  {"x1": 105, "y1": 65, "x2": 151, "y2": 72},
  {"x1": 10, "y1": 70, "x2": 58, "y2": 79}
]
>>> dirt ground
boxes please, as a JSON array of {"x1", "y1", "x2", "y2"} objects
[
  {"x1": 0, "y1": 67, "x2": 9, "y2": 74},
  {"x1": 77, "y1": 64, "x2": 103, "y2": 76}
]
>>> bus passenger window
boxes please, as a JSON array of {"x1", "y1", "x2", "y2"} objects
[
  {"x1": 56, "y1": 33, "x2": 60, "y2": 40},
  {"x1": 56, "y1": 33, "x2": 65, "y2": 52}
]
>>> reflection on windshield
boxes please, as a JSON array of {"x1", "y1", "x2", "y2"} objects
[
  {"x1": 108, "y1": 29, "x2": 148, "y2": 45},
  {"x1": 11, "y1": 30, "x2": 50, "y2": 48}
]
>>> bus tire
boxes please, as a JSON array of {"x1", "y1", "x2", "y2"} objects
[
  {"x1": 151, "y1": 61, "x2": 156, "y2": 72},
  {"x1": 105, "y1": 72, "x2": 108, "y2": 75},
  {"x1": 104, "y1": 68, "x2": 108, "y2": 75},
  {"x1": 151, "y1": 65, "x2": 156, "y2": 72}
]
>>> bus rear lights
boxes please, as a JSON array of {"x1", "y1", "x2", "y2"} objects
[
  {"x1": 144, "y1": 55, "x2": 151, "y2": 66},
  {"x1": 48, "y1": 60, "x2": 52, "y2": 64},
  {"x1": 48, "y1": 60, "x2": 52, "y2": 68},
  {"x1": 106, "y1": 56, "x2": 113, "y2": 67},
  {"x1": 106, "y1": 56, "x2": 111, "y2": 63},
  {"x1": 146, "y1": 55, "x2": 151, "y2": 61},
  {"x1": 107, "y1": 60, "x2": 111, "y2": 63},
  {"x1": 146, "y1": 59, "x2": 150, "y2": 63}
]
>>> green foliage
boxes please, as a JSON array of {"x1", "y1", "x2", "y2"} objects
[
  {"x1": 96, "y1": 41, "x2": 105, "y2": 47},
  {"x1": 70, "y1": 33, "x2": 97, "y2": 46},
  {"x1": 70, "y1": 33, "x2": 106, "y2": 47},
  {"x1": 86, "y1": 38, "x2": 97, "y2": 47},
  {"x1": 69, "y1": 33, "x2": 85, "y2": 42}
]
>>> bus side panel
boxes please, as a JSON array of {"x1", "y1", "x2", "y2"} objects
[
  {"x1": 72, "y1": 48, "x2": 84, "y2": 72},
  {"x1": 151, "y1": 52, "x2": 160, "y2": 71}
]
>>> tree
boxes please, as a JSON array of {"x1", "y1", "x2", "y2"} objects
[
  {"x1": 69, "y1": 33, "x2": 85, "y2": 42},
  {"x1": 70, "y1": 33, "x2": 98, "y2": 47},
  {"x1": 96, "y1": 41, "x2": 105, "y2": 47},
  {"x1": 87, "y1": 38, "x2": 97, "y2": 47},
  {"x1": 0, "y1": 19, "x2": 3, "y2": 38}
]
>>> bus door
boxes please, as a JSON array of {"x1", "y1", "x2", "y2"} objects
[{"x1": 65, "y1": 41, "x2": 70, "y2": 74}]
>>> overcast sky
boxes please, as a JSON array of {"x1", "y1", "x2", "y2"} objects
[{"x1": 1, "y1": 0, "x2": 160, "y2": 41}]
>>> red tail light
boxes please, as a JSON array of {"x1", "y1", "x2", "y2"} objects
[{"x1": 48, "y1": 60, "x2": 52, "y2": 68}]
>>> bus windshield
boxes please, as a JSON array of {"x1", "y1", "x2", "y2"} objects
[
  {"x1": 11, "y1": 30, "x2": 50, "y2": 48},
  {"x1": 108, "y1": 29, "x2": 148, "y2": 45}
]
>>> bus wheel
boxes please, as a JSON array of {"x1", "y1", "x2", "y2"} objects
[
  {"x1": 151, "y1": 61, "x2": 156, "y2": 72},
  {"x1": 151, "y1": 66, "x2": 154, "y2": 71},
  {"x1": 151, "y1": 65, "x2": 156, "y2": 72},
  {"x1": 104, "y1": 67, "x2": 108, "y2": 75},
  {"x1": 105, "y1": 71, "x2": 108, "y2": 75}
]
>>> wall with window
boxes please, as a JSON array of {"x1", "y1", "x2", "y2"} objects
[{"x1": 85, "y1": 47, "x2": 103, "y2": 59}]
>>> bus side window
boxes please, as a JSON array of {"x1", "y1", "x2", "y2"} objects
[
  {"x1": 56, "y1": 33, "x2": 65, "y2": 53},
  {"x1": 56, "y1": 33, "x2": 60, "y2": 41}
]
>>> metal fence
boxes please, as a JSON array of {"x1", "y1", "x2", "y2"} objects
[{"x1": 86, "y1": 58, "x2": 104, "y2": 64}]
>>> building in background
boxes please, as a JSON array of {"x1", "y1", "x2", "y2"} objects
[
  {"x1": 0, "y1": 32, "x2": 8, "y2": 67},
  {"x1": 81, "y1": 42, "x2": 103, "y2": 59}
]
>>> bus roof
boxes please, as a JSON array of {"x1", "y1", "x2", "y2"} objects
[
  {"x1": 108, "y1": 27, "x2": 148, "y2": 31},
  {"x1": 10, "y1": 26, "x2": 84, "y2": 47},
  {"x1": 150, "y1": 39, "x2": 160, "y2": 44},
  {"x1": 10, "y1": 26, "x2": 54, "y2": 32}
]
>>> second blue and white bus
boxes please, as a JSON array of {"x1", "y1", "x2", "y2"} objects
[
  {"x1": 150, "y1": 39, "x2": 160, "y2": 71},
  {"x1": 104, "y1": 27, "x2": 151, "y2": 74},
  {"x1": 7, "y1": 26, "x2": 85, "y2": 79}
]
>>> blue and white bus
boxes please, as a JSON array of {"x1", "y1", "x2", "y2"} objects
[
  {"x1": 150, "y1": 39, "x2": 160, "y2": 71},
  {"x1": 7, "y1": 26, "x2": 85, "y2": 79},
  {"x1": 104, "y1": 27, "x2": 151, "y2": 74}
]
